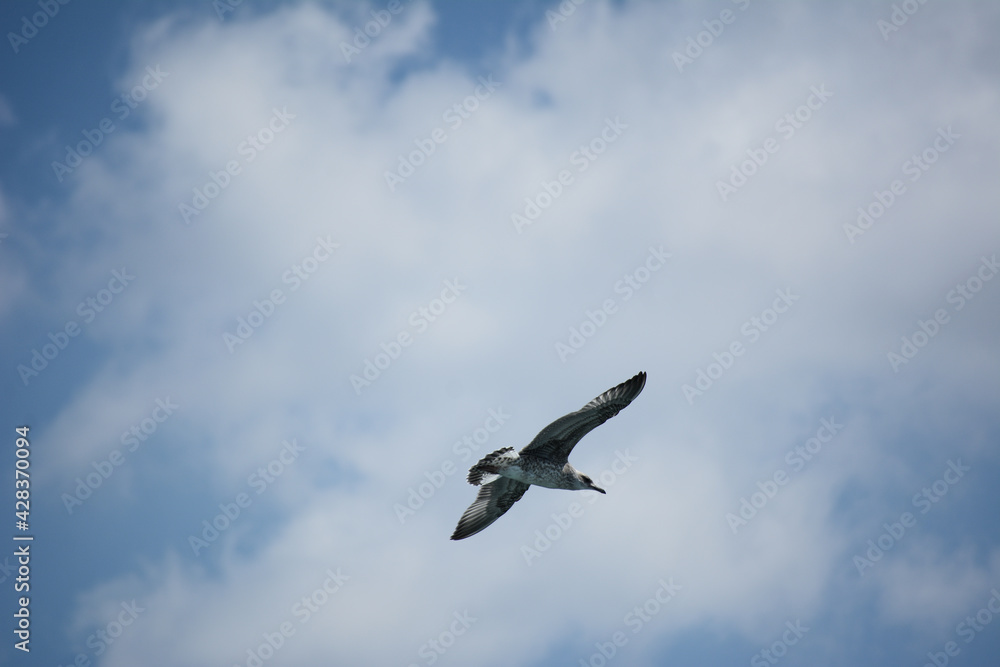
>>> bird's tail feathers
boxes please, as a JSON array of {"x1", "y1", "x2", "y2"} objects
[{"x1": 467, "y1": 446, "x2": 517, "y2": 485}]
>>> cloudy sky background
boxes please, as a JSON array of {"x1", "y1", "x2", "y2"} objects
[{"x1": 2, "y1": 0, "x2": 999, "y2": 665}]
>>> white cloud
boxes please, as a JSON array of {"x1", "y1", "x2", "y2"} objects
[{"x1": 875, "y1": 544, "x2": 1000, "y2": 633}]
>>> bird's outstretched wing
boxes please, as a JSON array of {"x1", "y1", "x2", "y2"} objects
[
  {"x1": 520, "y1": 371, "x2": 646, "y2": 463},
  {"x1": 450, "y1": 477, "x2": 530, "y2": 540}
]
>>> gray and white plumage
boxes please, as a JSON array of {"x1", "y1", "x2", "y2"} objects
[{"x1": 450, "y1": 371, "x2": 646, "y2": 540}]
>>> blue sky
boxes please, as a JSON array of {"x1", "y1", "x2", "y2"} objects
[{"x1": 1, "y1": 1, "x2": 999, "y2": 665}]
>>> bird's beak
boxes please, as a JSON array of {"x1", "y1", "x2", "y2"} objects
[{"x1": 591, "y1": 484, "x2": 606, "y2": 494}]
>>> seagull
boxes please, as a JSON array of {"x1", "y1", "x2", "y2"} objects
[{"x1": 451, "y1": 371, "x2": 646, "y2": 540}]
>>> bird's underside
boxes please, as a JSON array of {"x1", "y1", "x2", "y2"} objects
[{"x1": 450, "y1": 371, "x2": 646, "y2": 540}]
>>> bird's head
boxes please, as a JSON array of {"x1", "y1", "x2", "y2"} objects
[{"x1": 578, "y1": 473, "x2": 606, "y2": 494}]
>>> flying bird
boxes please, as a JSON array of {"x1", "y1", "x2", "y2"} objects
[{"x1": 451, "y1": 371, "x2": 646, "y2": 540}]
